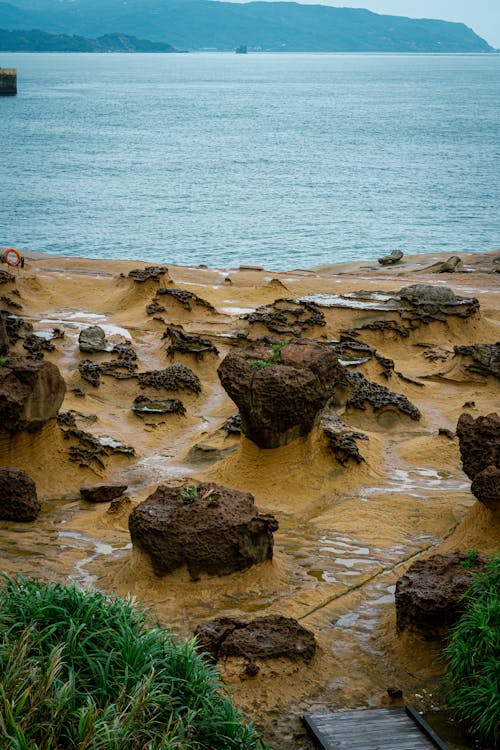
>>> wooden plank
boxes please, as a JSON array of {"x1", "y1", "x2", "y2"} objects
[{"x1": 302, "y1": 707, "x2": 449, "y2": 750}]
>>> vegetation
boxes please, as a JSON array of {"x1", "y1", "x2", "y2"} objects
[
  {"x1": 460, "y1": 548, "x2": 479, "y2": 570},
  {"x1": 0, "y1": 355, "x2": 7, "y2": 366},
  {"x1": 0, "y1": 29, "x2": 177, "y2": 53},
  {"x1": 444, "y1": 555, "x2": 500, "y2": 748},
  {"x1": 250, "y1": 340, "x2": 290, "y2": 369},
  {"x1": 0, "y1": 575, "x2": 265, "y2": 750},
  {"x1": 177, "y1": 485, "x2": 220, "y2": 504}
]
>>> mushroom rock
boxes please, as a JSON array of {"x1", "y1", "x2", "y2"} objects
[
  {"x1": 194, "y1": 615, "x2": 316, "y2": 664},
  {"x1": 0, "y1": 467, "x2": 40, "y2": 521},
  {"x1": 0, "y1": 357, "x2": 66, "y2": 433},
  {"x1": 217, "y1": 338, "x2": 345, "y2": 449},
  {"x1": 128, "y1": 482, "x2": 278, "y2": 580},
  {"x1": 456, "y1": 412, "x2": 500, "y2": 482},
  {"x1": 395, "y1": 552, "x2": 487, "y2": 639},
  {"x1": 397, "y1": 284, "x2": 479, "y2": 321},
  {"x1": 78, "y1": 325, "x2": 107, "y2": 353}
]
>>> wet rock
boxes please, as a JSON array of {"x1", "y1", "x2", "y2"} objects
[
  {"x1": 218, "y1": 339, "x2": 345, "y2": 449},
  {"x1": 0, "y1": 467, "x2": 40, "y2": 522},
  {"x1": 145, "y1": 300, "x2": 166, "y2": 315},
  {"x1": 378, "y1": 248, "x2": 403, "y2": 266},
  {"x1": 194, "y1": 615, "x2": 316, "y2": 662},
  {"x1": 129, "y1": 482, "x2": 278, "y2": 579},
  {"x1": 137, "y1": 364, "x2": 201, "y2": 394},
  {"x1": 155, "y1": 287, "x2": 216, "y2": 312},
  {"x1": 321, "y1": 413, "x2": 368, "y2": 466},
  {"x1": 163, "y1": 325, "x2": 218, "y2": 359},
  {"x1": 131, "y1": 395, "x2": 186, "y2": 416},
  {"x1": 128, "y1": 265, "x2": 168, "y2": 283},
  {"x1": 0, "y1": 358, "x2": 66, "y2": 433},
  {"x1": 345, "y1": 371, "x2": 420, "y2": 421},
  {"x1": 397, "y1": 284, "x2": 479, "y2": 321},
  {"x1": 23, "y1": 333, "x2": 56, "y2": 360},
  {"x1": 224, "y1": 413, "x2": 242, "y2": 435},
  {"x1": 80, "y1": 483, "x2": 127, "y2": 503},
  {"x1": 244, "y1": 298, "x2": 325, "y2": 336},
  {"x1": 344, "y1": 320, "x2": 410, "y2": 338},
  {"x1": 395, "y1": 552, "x2": 487, "y2": 638},
  {"x1": 428, "y1": 255, "x2": 463, "y2": 273},
  {"x1": 62, "y1": 428, "x2": 135, "y2": 468},
  {"x1": 453, "y1": 343, "x2": 500, "y2": 380},
  {"x1": 57, "y1": 410, "x2": 97, "y2": 428},
  {"x1": 79, "y1": 325, "x2": 107, "y2": 353},
  {"x1": 470, "y1": 466, "x2": 500, "y2": 510},
  {"x1": 456, "y1": 412, "x2": 499, "y2": 482},
  {"x1": 79, "y1": 359, "x2": 101, "y2": 387}
]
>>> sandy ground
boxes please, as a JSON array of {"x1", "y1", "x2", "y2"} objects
[{"x1": 0, "y1": 248, "x2": 499, "y2": 749}]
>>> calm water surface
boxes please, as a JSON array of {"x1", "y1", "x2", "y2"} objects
[{"x1": 1, "y1": 53, "x2": 499, "y2": 270}]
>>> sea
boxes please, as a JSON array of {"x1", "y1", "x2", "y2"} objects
[{"x1": 1, "y1": 52, "x2": 499, "y2": 271}]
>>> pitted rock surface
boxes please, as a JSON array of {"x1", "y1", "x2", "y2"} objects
[
  {"x1": 62, "y1": 428, "x2": 135, "y2": 468},
  {"x1": 0, "y1": 358, "x2": 66, "y2": 433},
  {"x1": 453, "y1": 343, "x2": 500, "y2": 380},
  {"x1": 129, "y1": 482, "x2": 278, "y2": 579},
  {"x1": 79, "y1": 359, "x2": 102, "y2": 387},
  {"x1": 218, "y1": 339, "x2": 345, "y2": 449},
  {"x1": 138, "y1": 364, "x2": 201, "y2": 394},
  {"x1": 0, "y1": 467, "x2": 40, "y2": 522},
  {"x1": 194, "y1": 615, "x2": 316, "y2": 663},
  {"x1": 155, "y1": 287, "x2": 216, "y2": 312},
  {"x1": 470, "y1": 466, "x2": 500, "y2": 510},
  {"x1": 3, "y1": 314, "x2": 29, "y2": 345},
  {"x1": 80, "y1": 484, "x2": 127, "y2": 503},
  {"x1": 321, "y1": 413, "x2": 368, "y2": 465},
  {"x1": 345, "y1": 371, "x2": 420, "y2": 421},
  {"x1": 0, "y1": 269, "x2": 15, "y2": 285},
  {"x1": 395, "y1": 552, "x2": 487, "y2": 638},
  {"x1": 132, "y1": 395, "x2": 186, "y2": 416},
  {"x1": 163, "y1": 325, "x2": 218, "y2": 359},
  {"x1": 0, "y1": 295, "x2": 22, "y2": 310},
  {"x1": 23, "y1": 334, "x2": 56, "y2": 361},
  {"x1": 100, "y1": 343, "x2": 138, "y2": 379},
  {"x1": 456, "y1": 412, "x2": 500, "y2": 482},
  {"x1": 128, "y1": 266, "x2": 169, "y2": 283},
  {"x1": 244, "y1": 298, "x2": 325, "y2": 336},
  {"x1": 0, "y1": 313, "x2": 9, "y2": 356},
  {"x1": 79, "y1": 326, "x2": 107, "y2": 353},
  {"x1": 224, "y1": 413, "x2": 242, "y2": 435}
]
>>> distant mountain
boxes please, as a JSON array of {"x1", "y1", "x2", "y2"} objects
[
  {"x1": 0, "y1": 28, "x2": 178, "y2": 51},
  {"x1": 0, "y1": 0, "x2": 493, "y2": 52}
]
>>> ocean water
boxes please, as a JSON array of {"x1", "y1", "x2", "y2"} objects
[{"x1": 1, "y1": 52, "x2": 499, "y2": 271}]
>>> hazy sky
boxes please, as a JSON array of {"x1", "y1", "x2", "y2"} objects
[{"x1": 226, "y1": 1, "x2": 500, "y2": 48}]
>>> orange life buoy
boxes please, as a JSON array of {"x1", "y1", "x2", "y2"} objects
[{"x1": 3, "y1": 248, "x2": 22, "y2": 267}]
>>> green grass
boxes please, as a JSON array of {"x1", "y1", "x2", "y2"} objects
[
  {"x1": 250, "y1": 340, "x2": 291, "y2": 369},
  {"x1": 443, "y1": 555, "x2": 500, "y2": 748},
  {"x1": 0, "y1": 575, "x2": 267, "y2": 750}
]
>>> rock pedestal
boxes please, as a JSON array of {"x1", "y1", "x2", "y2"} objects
[
  {"x1": 0, "y1": 467, "x2": 40, "y2": 521},
  {"x1": 128, "y1": 482, "x2": 278, "y2": 580},
  {"x1": 456, "y1": 412, "x2": 499, "y2": 510},
  {"x1": 217, "y1": 339, "x2": 345, "y2": 449}
]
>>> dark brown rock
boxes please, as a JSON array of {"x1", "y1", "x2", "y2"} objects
[
  {"x1": 0, "y1": 313, "x2": 9, "y2": 356},
  {"x1": 131, "y1": 395, "x2": 186, "y2": 416},
  {"x1": 453, "y1": 343, "x2": 500, "y2": 380},
  {"x1": 80, "y1": 484, "x2": 127, "y2": 503},
  {"x1": 79, "y1": 359, "x2": 101, "y2": 387},
  {"x1": 100, "y1": 343, "x2": 138, "y2": 379},
  {"x1": 321, "y1": 413, "x2": 368, "y2": 465},
  {"x1": 345, "y1": 371, "x2": 420, "y2": 421},
  {"x1": 194, "y1": 615, "x2": 316, "y2": 663},
  {"x1": 244, "y1": 298, "x2": 325, "y2": 336},
  {"x1": 163, "y1": 325, "x2": 218, "y2": 359},
  {"x1": 23, "y1": 333, "x2": 55, "y2": 360},
  {"x1": 137, "y1": 364, "x2": 201, "y2": 394},
  {"x1": 470, "y1": 466, "x2": 500, "y2": 510},
  {"x1": 0, "y1": 467, "x2": 40, "y2": 521},
  {"x1": 0, "y1": 358, "x2": 66, "y2": 433},
  {"x1": 395, "y1": 552, "x2": 487, "y2": 638},
  {"x1": 128, "y1": 266, "x2": 168, "y2": 283},
  {"x1": 155, "y1": 287, "x2": 216, "y2": 312},
  {"x1": 218, "y1": 339, "x2": 345, "y2": 449},
  {"x1": 456, "y1": 412, "x2": 500, "y2": 482},
  {"x1": 128, "y1": 482, "x2": 278, "y2": 579}
]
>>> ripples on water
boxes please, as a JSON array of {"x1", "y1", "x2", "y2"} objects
[{"x1": 1, "y1": 52, "x2": 499, "y2": 270}]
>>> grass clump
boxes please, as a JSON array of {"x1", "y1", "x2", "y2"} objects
[
  {"x1": 443, "y1": 554, "x2": 500, "y2": 748},
  {"x1": 0, "y1": 575, "x2": 266, "y2": 749},
  {"x1": 250, "y1": 339, "x2": 290, "y2": 369},
  {"x1": 177, "y1": 485, "x2": 220, "y2": 505}
]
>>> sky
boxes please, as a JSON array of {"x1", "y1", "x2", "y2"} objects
[{"x1": 225, "y1": 1, "x2": 500, "y2": 48}]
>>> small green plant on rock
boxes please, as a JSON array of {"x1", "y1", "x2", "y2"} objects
[
  {"x1": 250, "y1": 339, "x2": 291, "y2": 369},
  {"x1": 178, "y1": 485, "x2": 220, "y2": 505},
  {"x1": 0, "y1": 355, "x2": 7, "y2": 366},
  {"x1": 460, "y1": 548, "x2": 479, "y2": 569}
]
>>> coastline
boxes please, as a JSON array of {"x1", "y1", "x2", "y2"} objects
[{"x1": 0, "y1": 248, "x2": 498, "y2": 749}]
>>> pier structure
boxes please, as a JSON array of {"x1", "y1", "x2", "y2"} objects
[{"x1": 0, "y1": 68, "x2": 17, "y2": 96}]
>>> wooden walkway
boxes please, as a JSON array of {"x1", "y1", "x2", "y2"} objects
[{"x1": 302, "y1": 706, "x2": 449, "y2": 750}]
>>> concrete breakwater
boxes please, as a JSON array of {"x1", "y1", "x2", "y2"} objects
[{"x1": 0, "y1": 68, "x2": 17, "y2": 95}]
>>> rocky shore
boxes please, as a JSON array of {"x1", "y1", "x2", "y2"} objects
[{"x1": 0, "y1": 249, "x2": 498, "y2": 749}]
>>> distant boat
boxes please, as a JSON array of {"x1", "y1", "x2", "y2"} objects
[{"x1": 235, "y1": 45, "x2": 247, "y2": 54}]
